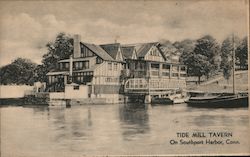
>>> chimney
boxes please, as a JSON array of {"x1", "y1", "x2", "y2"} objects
[
  {"x1": 69, "y1": 55, "x2": 73, "y2": 83},
  {"x1": 69, "y1": 55, "x2": 73, "y2": 77},
  {"x1": 73, "y1": 34, "x2": 81, "y2": 58}
]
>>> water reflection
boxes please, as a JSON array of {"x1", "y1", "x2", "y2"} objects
[
  {"x1": 23, "y1": 105, "x2": 49, "y2": 114},
  {"x1": 47, "y1": 106, "x2": 93, "y2": 144},
  {"x1": 1, "y1": 104, "x2": 249, "y2": 156},
  {"x1": 119, "y1": 103, "x2": 150, "y2": 141}
]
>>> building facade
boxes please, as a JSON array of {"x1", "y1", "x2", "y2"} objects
[{"x1": 46, "y1": 34, "x2": 187, "y2": 103}]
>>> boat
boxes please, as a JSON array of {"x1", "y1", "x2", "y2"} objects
[
  {"x1": 151, "y1": 89, "x2": 189, "y2": 105},
  {"x1": 169, "y1": 90, "x2": 189, "y2": 104},
  {"x1": 186, "y1": 93, "x2": 248, "y2": 108},
  {"x1": 151, "y1": 97, "x2": 174, "y2": 104},
  {"x1": 186, "y1": 34, "x2": 249, "y2": 108}
]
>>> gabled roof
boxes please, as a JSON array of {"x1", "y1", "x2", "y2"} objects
[
  {"x1": 121, "y1": 46, "x2": 136, "y2": 59},
  {"x1": 136, "y1": 42, "x2": 159, "y2": 57},
  {"x1": 80, "y1": 42, "x2": 114, "y2": 61},
  {"x1": 100, "y1": 43, "x2": 120, "y2": 60}
]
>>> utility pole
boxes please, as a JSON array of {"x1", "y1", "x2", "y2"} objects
[{"x1": 232, "y1": 34, "x2": 236, "y2": 94}]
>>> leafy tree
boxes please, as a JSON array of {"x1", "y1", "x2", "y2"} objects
[
  {"x1": 0, "y1": 58, "x2": 37, "y2": 85},
  {"x1": 220, "y1": 35, "x2": 240, "y2": 82},
  {"x1": 173, "y1": 39, "x2": 196, "y2": 64},
  {"x1": 184, "y1": 35, "x2": 220, "y2": 83},
  {"x1": 34, "y1": 64, "x2": 47, "y2": 82},
  {"x1": 38, "y1": 32, "x2": 73, "y2": 82},
  {"x1": 236, "y1": 37, "x2": 248, "y2": 69}
]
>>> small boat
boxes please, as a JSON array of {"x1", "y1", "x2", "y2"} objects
[
  {"x1": 169, "y1": 90, "x2": 189, "y2": 104},
  {"x1": 151, "y1": 89, "x2": 189, "y2": 105},
  {"x1": 151, "y1": 97, "x2": 173, "y2": 104},
  {"x1": 186, "y1": 93, "x2": 248, "y2": 108}
]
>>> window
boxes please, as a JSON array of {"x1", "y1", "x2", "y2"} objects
[
  {"x1": 83, "y1": 61, "x2": 89, "y2": 69},
  {"x1": 163, "y1": 64, "x2": 170, "y2": 70},
  {"x1": 162, "y1": 72, "x2": 169, "y2": 76},
  {"x1": 106, "y1": 77, "x2": 112, "y2": 82},
  {"x1": 150, "y1": 48, "x2": 159, "y2": 56},
  {"x1": 151, "y1": 71, "x2": 159, "y2": 76},
  {"x1": 172, "y1": 73, "x2": 179, "y2": 77},
  {"x1": 65, "y1": 63, "x2": 69, "y2": 69},
  {"x1": 180, "y1": 66, "x2": 186, "y2": 71},
  {"x1": 114, "y1": 63, "x2": 118, "y2": 71},
  {"x1": 108, "y1": 62, "x2": 112, "y2": 70},
  {"x1": 79, "y1": 62, "x2": 83, "y2": 69},
  {"x1": 139, "y1": 62, "x2": 145, "y2": 69},
  {"x1": 180, "y1": 74, "x2": 186, "y2": 77},
  {"x1": 135, "y1": 62, "x2": 138, "y2": 70},
  {"x1": 59, "y1": 63, "x2": 63, "y2": 70},
  {"x1": 74, "y1": 62, "x2": 78, "y2": 70},
  {"x1": 73, "y1": 62, "x2": 84, "y2": 70},
  {"x1": 151, "y1": 64, "x2": 159, "y2": 69},
  {"x1": 74, "y1": 86, "x2": 79, "y2": 90},
  {"x1": 49, "y1": 76, "x2": 52, "y2": 84}
]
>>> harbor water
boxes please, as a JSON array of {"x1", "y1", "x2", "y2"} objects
[{"x1": 1, "y1": 103, "x2": 249, "y2": 156}]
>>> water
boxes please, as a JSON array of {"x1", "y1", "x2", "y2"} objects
[{"x1": 1, "y1": 103, "x2": 249, "y2": 156}]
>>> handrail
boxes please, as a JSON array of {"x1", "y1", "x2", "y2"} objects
[{"x1": 124, "y1": 78, "x2": 186, "y2": 92}]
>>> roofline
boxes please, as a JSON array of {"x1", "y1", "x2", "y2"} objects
[
  {"x1": 80, "y1": 42, "x2": 114, "y2": 61},
  {"x1": 99, "y1": 43, "x2": 121, "y2": 46}
]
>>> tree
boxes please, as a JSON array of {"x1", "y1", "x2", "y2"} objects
[
  {"x1": 236, "y1": 37, "x2": 248, "y2": 69},
  {"x1": 220, "y1": 35, "x2": 240, "y2": 82},
  {"x1": 38, "y1": 32, "x2": 73, "y2": 82},
  {"x1": 173, "y1": 39, "x2": 196, "y2": 64},
  {"x1": 0, "y1": 58, "x2": 37, "y2": 85},
  {"x1": 184, "y1": 35, "x2": 220, "y2": 83}
]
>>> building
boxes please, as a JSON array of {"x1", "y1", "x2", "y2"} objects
[
  {"x1": 120, "y1": 42, "x2": 187, "y2": 103},
  {"x1": 46, "y1": 34, "x2": 187, "y2": 104},
  {"x1": 47, "y1": 35, "x2": 124, "y2": 103}
]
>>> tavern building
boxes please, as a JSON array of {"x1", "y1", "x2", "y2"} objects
[{"x1": 46, "y1": 34, "x2": 187, "y2": 103}]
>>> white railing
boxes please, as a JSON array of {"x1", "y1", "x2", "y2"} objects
[
  {"x1": 124, "y1": 78, "x2": 148, "y2": 90},
  {"x1": 124, "y1": 78, "x2": 186, "y2": 91}
]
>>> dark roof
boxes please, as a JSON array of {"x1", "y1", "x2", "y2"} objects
[
  {"x1": 81, "y1": 42, "x2": 114, "y2": 61},
  {"x1": 121, "y1": 46, "x2": 135, "y2": 59},
  {"x1": 137, "y1": 42, "x2": 159, "y2": 57},
  {"x1": 100, "y1": 43, "x2": 120, "y2": 60}
]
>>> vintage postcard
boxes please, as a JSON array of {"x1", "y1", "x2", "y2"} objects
[{"x1": 0, "y1": 0, "x2": 249, "y2": 156}]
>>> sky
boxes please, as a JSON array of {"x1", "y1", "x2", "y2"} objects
[{"x1": 0, "y1": 0, "x2": 248, "y2": 66}]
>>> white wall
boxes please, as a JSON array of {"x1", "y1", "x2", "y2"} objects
[
  {"x1": 49, "y1": 92, "x2": 65, "y2": 99},
  {"x1": 0, "y1": 85, "x2": 34, "y2": 98},
  {"x1": 94, "y1": 93, "x2": 122, "y2": 103},
  {"x1": 65, "y1": 85, "x2": 88, "y2": 99}
]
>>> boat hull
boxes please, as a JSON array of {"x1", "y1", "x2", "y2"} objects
[
  {"x1": 151, "y1": 98, "x2": 173, "y2": 105},
  {"x1": 186, "y1": 96, "x2": 248, "y2": 108}
]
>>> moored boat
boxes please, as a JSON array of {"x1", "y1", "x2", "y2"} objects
[
  {"x1": 151, "y1": 89, "x2": 189, "y2": 105},
  {"x1": 186, "y1": 93, "x2": 248, "y2": 108},
  {"x1": 151, "y1": 97, "x2": 173, "y2": 104}
]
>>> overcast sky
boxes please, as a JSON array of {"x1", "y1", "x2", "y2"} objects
[{"x1": 0, "y1": 0, "x2": 248, "y2": 66}]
